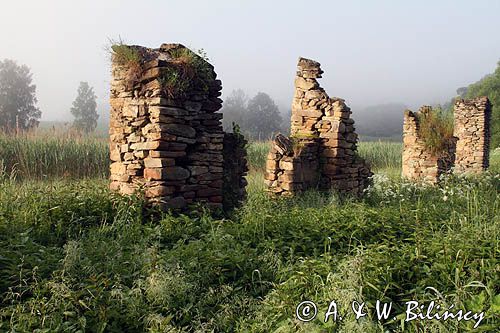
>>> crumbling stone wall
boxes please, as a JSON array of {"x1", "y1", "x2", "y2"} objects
[
  {"x1": 454, "y1": 97, "x2": 492, "y2": 173},
  {"x1": 402, "y1": 98, "x2": 491, "y2": 183},
  {"x1": 265, "y1": 58, "x2": 372, "y2": 196},
  {"x1": 266, "y1": 134, "x2": 320, "y2": 194},
  {"x1": 402, "y1": 107, "x2": 457, "y2": 183},
  {"x1": 222, "y1": 131, "x2": 248, "y2": 209},
  {"x1": 109, "y1": 43, "x2": 246, "y2": 211}
]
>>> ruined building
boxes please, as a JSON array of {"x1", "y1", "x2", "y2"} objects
[
  {"x1": 402, "y1": 97, "x2": 491, "y2": 183},
  {"x1": 109, "y1": 43, "x2": 247, "y2": 211},
  {"x1": 265, "y1": 58, "x2": 372, "y2": 196},
  {"x1": 402, "y1": 107, "x2": 457, "y2": 183}
]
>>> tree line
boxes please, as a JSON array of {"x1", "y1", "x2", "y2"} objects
[
  {"x1": 220, "y1": 89, "x2": 289, "y2": 140},
  {"x1": 0, "y1": 59, "x2": 99, "y2": 134}
]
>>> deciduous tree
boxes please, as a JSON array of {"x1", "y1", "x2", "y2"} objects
[{"x1": 245, "y1": 92, "x2": 282, "y2": 140}]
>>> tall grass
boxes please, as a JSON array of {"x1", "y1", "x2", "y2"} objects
[
  {"x1": 357, "y1": 141, "x2": 402, "y2": 173},
  {"x1": 0, "y1": 134, "x2": 403, "y2": 181},
  {"x1": 1, "y1": 134, "x2": 497, "y2": 183},
  {"x1": 246, "y1": 140, "x2": 403, "y2": 173},
  {"x1": 246, "y1": 141, "x2": 271, "y2": 171},
  {"x1": 0, "y1": 133, "x2": 108, "y2": 180}
]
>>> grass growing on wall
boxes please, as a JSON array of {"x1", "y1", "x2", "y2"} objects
[
  {"x1": 110, "y1": 42, "x2": 143, "y2": 87},
  {"x1": 160, "y1": 47, "x2": 215, "y2": 99},
  {"x1": 416, "y1": 107, "x2": 455, "y2": 156}
]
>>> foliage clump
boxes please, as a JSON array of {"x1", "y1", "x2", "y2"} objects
[
  {"x1": 290, "y1": 132, "x2": 318, "y2": 139},
  {"x1": 289, "y1": 133, "x2": 318, "y2": 156},
  {"x1": 416, "y1": 106, "x2": 454, "y2": 156},
  {"x1": 160, "y1": 48, "x2": 215, "y2": 99}
]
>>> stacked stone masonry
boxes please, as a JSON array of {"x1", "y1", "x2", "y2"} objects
[
  {"x1": 265, "y1": 58, "x2": 372, "y2": 196},
  {"x1": 454, "y1": 97, "x2": 492, "y2": 173},
  {"x1": 402, "y1": 107, "x2": 457, "y2": 183},
  {"x1": 402, "y1": 97, "x2": 491, "y2": 183},
  {"x1": 109, "y1": 43, "x2": 247, "y2": 211}
]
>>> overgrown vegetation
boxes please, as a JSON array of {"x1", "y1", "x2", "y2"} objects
[
  {"x1": 160, "y1": 48, "x2": 215, "y2": 99},
  {"x1": 111, "y1": 44, "x2": 141, "y2": 65},
  {"x1": 110, "y1": 41, "x2": 143, "y2": 87},
  {"x1": 0, "y1": 169, "x2": 498, "y2": 332},
  {"x1": 1, "y1": 133, "x2": 499, "y2": 331},
  {"x1": 416, "y1": 106, "x2": 455, "y2": 156}
]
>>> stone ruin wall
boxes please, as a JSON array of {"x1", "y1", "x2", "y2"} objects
[
  {"x1": 402, "y1": 107, "x2": 457, "y2": 183},
  {"x1": 454, "y1": 97, "x2": 492, "y2": 173},
  {"x1": 265, "y1": 58, "x2": 372, "y2": 196},
  {"x1": 402, "y1": 97, "x2": 491, "y2": 183},
  {"x1": 109, "y1": 43, "x2": 247, "y2": 211}
]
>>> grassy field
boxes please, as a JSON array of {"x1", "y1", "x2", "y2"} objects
[
  {"x1": 0, "y1": 134, "x2": 402, "y2": 180},
  {"x1": 0, "y1": 133, "x2": 108, "y2": 180},
  {"x1": 0, "y1": 136, "x2": 499, "y2": 332}
]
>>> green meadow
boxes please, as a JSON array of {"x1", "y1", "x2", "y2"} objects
[{"x1": 0, "y1": 135, "x2": 499, "y2": 332}]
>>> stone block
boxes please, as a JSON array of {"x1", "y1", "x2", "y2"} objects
[{"x1": 144, "y1": 158, "x2": 175, "y2": 168}]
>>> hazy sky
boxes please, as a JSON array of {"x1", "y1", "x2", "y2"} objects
[{"x1": 1, "y1": 0, "x2": 500, "y2": 121}]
